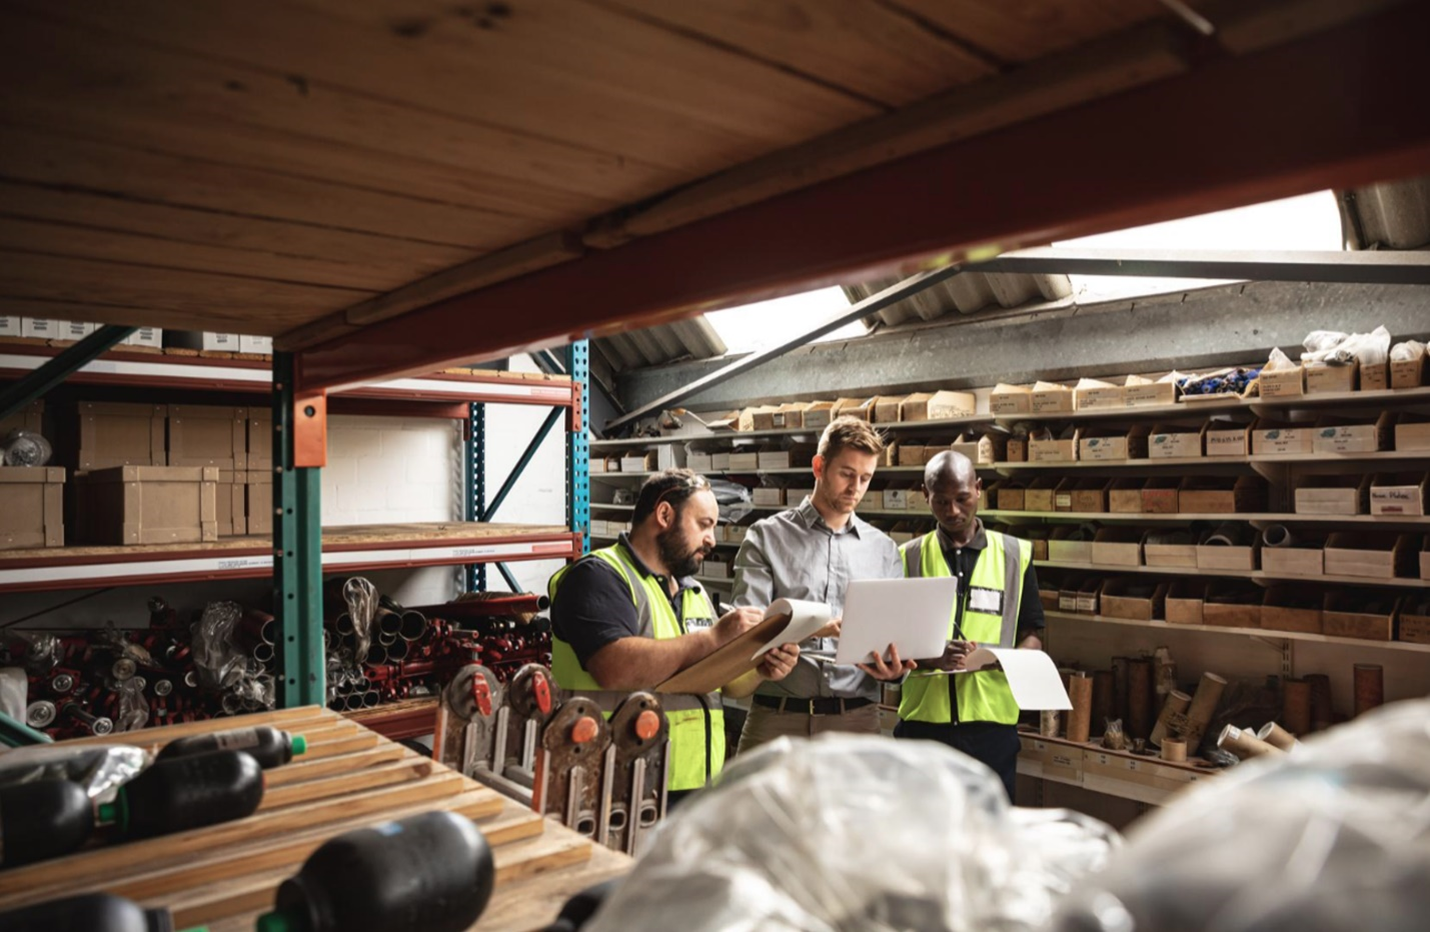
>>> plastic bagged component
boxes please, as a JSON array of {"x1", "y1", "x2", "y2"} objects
[
  {"x1": 0, "y1": 743, "x2": 149, "y2": 799},
  {"x1": 191, "y1": 601, "x2": 247, "y2": 690},
  {"x1": 343, "y1": 577, "x2": 379, "y2": 666},
  {"x1": 710, "y1": 478, "x2": 754, "y2": 523},
  {"x1": 114, "y1": 677, "x2": 150, "y2": 733},
  {"x1": 1300, "y1": 326, "x2": 1391, "y2": 366},
  {"x1": 1051, "y1": 697, "x2": 1430, "y2": 932},
  {"x1": 1264, "y1": 346, "x2": 1296, "y2": 370},
  {"x1": 10, "y1": 632, "x2": 62, "y2": 676},
  {"x1": 1391, "y1": 340, "x2": 1426, "y2": 361},
  {"x1": 0, "y1": 667, "x2": 26, "y2": 722},
  {"x1": 1, "y1": 429, "x2": 52, "y2": 467},
  {"x1": 585, "y1": 734, "x2": 1120, "y2": 932}
]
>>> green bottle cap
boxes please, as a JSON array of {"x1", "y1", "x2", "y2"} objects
[
  {"x1": 256, "y1": 911, "x2": 297, "y2": 932},
  {"x1": 290, "y1": 734, "x2": 308, "y2": 756}
]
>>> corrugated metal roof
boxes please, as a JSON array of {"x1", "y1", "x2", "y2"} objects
[
  {"x1": 1341, "y1": 173, "x2": 1430, "y2": 250},
  {"x1": 842, "y1": 271, "x2": 1073, "y2": 327},
  {"x1": 590, "y1": 316, "x2": 726, "y2": 382}
]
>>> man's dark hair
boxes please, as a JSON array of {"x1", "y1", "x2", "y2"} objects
[{"x1": 632, "y1": 468, "x2": 712, "y2": 525}]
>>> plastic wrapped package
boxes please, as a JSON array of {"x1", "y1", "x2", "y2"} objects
[
  {"x1": 191, "y1": 601, "x2": 246, "y2": 690},
  {"x1": 9, "y1": 632, "x2": 61, "y2": 676},
  {"x1": 1051, "y1": 697, "x2": 1430, "y2": 932},
  {"x1": 0, "y1": 743, "x2": 149, "y2": 798},
  {"x1": 114, "y1": 677, "x2": 150, "y2": 733},
  {"x1": 1, "y1": 429, "x2": 53, "y2": 466},
  {"x1": 1300, "y1": 327, "x2": 1391, "y2": 366},
  {"x1": 1391, "y1": 340, "x2": 1426, "y2": 362},
  {"x1": 343, "y1": 577, "x2": 378, "y2": 666},
  {"x1": 0, "y1": 667, "x2": 26, "y2": 721},
  {"x1": 585, "y1": 735, "x2": 1120, "y2": 932},
  {"x1": 710, "y1": 478, "x2": 755, "y2": 524},
  {"x1": 1263, "y1": 347, "x2": 1295, "y2": 370}
]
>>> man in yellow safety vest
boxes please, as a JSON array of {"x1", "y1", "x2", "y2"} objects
[
  {"x1": 548, "y1": 469, "x2": 799, "y2": 805},
  {"x1": 897, "y1": 450, "x2": 1046, "y2": 800}
]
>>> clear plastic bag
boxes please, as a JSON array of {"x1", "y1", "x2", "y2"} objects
[
  {"x1": 1, "y1": 429, "x2": 53, "y2": 466},
  {"x1": 711, "y1": 478, "x2": 755, "y2": 523},
  {"x1": 342, "y1": 577, "x2": 378, "y2": 666},
  {"x1": 10, "y1": 631, "x2": 61, "y2": 675},
  {"x1": 191, "y1": 601, "x2": 247, "y2": 690},
  {"x1": 586, "y1": 734, "x2": 1119, "y2": 932},
  {"x1": 0, "y1": 743, "x2": 150, "y2": 798},
  {"x1": 114, "y1": 677, "x2": 150, "y2": 733},
  {"x1": 1052, "y1": 697, "x2": 1430, "y2": 932},
  {"x1": 1391, "y1": 340, "x2": 1426, "y2": 362}
]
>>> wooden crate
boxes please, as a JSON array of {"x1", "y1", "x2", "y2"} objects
[
  {"x1": 0, "y1": 707, "x2": 627, "y2": 931},
  {"x1": 0, "y1": 466, "x2": 64, "y2": 550},
  {"x1": 72, "y1": 466, "x2": 219, "y2": 545}
]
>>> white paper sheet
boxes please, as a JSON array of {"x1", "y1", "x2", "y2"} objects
[
  {"x1": 948, "y1": 647, "x2": 1071, "y2": 710},
  {"x1": 750, "y1": 598, "x2": 832, "y2": 660}
]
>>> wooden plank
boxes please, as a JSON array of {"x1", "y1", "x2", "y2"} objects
[
  {"x1": 473, "y1": 841, "x2": 631, "y2": 932},
  {"x1": 297, "y1": 732, "x2": 382, "y2": 760},
  {"x1": 59, "y1": 706, "x2": 335, "y2": 747},
  {"x1": 258, "y1": 756, "x2": 440, "y2": 811},
  {"x1": 343, "y1": 232, "x2": 586, "y2": 327},
  {"x1": 0, "y1": 251, "x2": 371, "y2": 336},
  {"x1": 888, "y1": 0, "x2": 1163, "y2": 64},
  {"x1": 0, "y1": 124, "x2": 530, "y2": 250},
  {"x1": 603, "y1": 0, "x2": 996, "y2": 106},
  {"x1": 492, "y1": 829, "x2": 594, "y2": 884},
  {"x1": 601, "y1": 22, "x2": 1189, "y2": 242},
  {"x1": 0, "y1": 770, "x2": 471, "y2": 901},
  {"x1": 0, "y1": 181, "x2": 475, "y2": 290},
  {"x1": 262, "y1": 743, "x2": 409, "y2": 788}
]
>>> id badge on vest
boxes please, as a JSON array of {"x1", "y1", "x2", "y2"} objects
[
  {"x1": 684, "y1": 613, "x2": 715, "y2": 633},
  {"x1": 968, "y1": 587, "x2": 1004, "y2": 615}
]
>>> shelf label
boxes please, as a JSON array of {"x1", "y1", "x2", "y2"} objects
[{"x1": 215, "y1": 556, "x2": 274, "y2": 571}]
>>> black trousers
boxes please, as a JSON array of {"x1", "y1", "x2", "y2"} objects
[{"x1": 893, "y1": 719, "x2": 1021, "y2": 802}]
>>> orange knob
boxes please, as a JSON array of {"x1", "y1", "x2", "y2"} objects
[
  {"x1": 634, "y1": 710, "x2": 660, "y2": 741},
  {"x1": 571, "y1": 715, "x2": 599, "y2": 744},
  {"x1": 533, "y1": 674, "x2": 553, "y2": 715}
]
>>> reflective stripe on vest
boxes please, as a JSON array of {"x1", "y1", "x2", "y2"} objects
[
  {"x1": 548, "y1": 545, "x2": 725, "y2": 791},
  {"x1": 897, "y1": 530, "x2": 1027, "y2": 725}
]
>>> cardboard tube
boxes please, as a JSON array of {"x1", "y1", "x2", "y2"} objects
[
  {"x1": 1066, "y1": 673, "x2": 1094, "y2": 743},
  {"x1": 1127, "y1": 658, "x2": 1154, "y2": 740},
  {"x1": 1257, "y1": 721, "x2": 1298, "y2": 751},
  {"x1": 1150, "y1": 690, "x2": 1192, "y2": 747},
  {"x1": 1111, "y1": 657, "x2": 1130, "y2": 727},
  {"x1": 1306, "y1": 673, "x2": 1334, "y2": 731},
  {"x1": 1218, "y1": 724, "x2": 1281, "y2": 760},
  {"x1": 1182, "y1": 672, "x2": 1228, "y2": 751},
  {"x1": 1261, "y1": 525, "x2": 1294, "y2": 548},
  {"x1": 1160, "y1": 738, "x2": 1187, "y2": 762},
  {"x1": 1091, "y1": 670, "x2": 1114, "y2": 737},
  {"x1": 1282, "y1": 678, "x2": 1312, "y2": 735},
  {"x1": 1353, "y1": 663, "x2": 1384, "y2": 717}
]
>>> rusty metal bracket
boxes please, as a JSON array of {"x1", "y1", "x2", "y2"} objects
[
  {"x1": 533, "y1": 696, "x2": 612, "y2": 838},
  {"x1": 292, "y1": 389, "x2": 328, "y2": 468},
  {"x1": 600, "y1": 691, "x2": 669, "y2": 854}
]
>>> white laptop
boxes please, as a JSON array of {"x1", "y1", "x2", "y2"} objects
[{"x1": 834, "y1": 577, "x2": 958, "y2": 665}]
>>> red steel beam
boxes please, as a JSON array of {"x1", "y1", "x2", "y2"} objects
[{"x1": 296, "y1": 3, "x2": 1430, "y2": 393}]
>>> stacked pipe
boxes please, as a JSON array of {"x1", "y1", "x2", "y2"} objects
[
  {"x1": 322, "y1": 581, "x2": 552, "y2": 713},
  {"x1": 3, "y1": 597, "x2": 278, "y2": 740}
]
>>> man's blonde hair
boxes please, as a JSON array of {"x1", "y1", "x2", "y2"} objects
[{"x1": 817, "y1": 415, "x2": 886, "y2": 460}]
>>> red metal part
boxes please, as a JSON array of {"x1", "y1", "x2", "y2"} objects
[
  {"x1": 532, "y1": 671, "x2": 553, "y2": 716},
  {"x1": 408, "y1": 594, "x2": 549, "y2": 618},
  {"x1": 472, "y1": 676, "x2": 493, "y2": 718},
  {"x1": 295, "y1": 3, "x2": 1430, "y2": 392}
]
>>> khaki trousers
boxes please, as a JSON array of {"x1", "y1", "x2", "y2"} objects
[{"x1": 736, "y1": 702, "x2": 881, "y2": 755}]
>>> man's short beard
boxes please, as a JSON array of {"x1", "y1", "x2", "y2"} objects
[{"x1": 657, "y1": 526, "x2": 704, "y2": 578}]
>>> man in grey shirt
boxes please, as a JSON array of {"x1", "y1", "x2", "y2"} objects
[{"x1": 732, "y1": 416, "x2": 912, "y2": 752}]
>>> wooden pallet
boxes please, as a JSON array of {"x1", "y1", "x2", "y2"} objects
[{"x1": 0, "y1": 706, "x2": 632, "y2": 930}]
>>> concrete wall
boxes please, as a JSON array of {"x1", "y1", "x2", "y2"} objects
[{"x1": 616, "y1": 280, "x2": 1430, "y2": 414}]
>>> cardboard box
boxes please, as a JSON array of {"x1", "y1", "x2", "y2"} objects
[
  {"x1": 1076, "y1": 580, "x2": 1101, "y2": 615},
  {"x1": 0, "y1": 400, "x2": 43, "y2": 437},
  {"x1": 1091, "y1": 528, "x2": 1142, "y2": 567},
  {"x1": 216, "y1": 468, "x2": 246, "y2": 537},
  {"x1": 1048, "y1": 526, "x2": 1093, "y2": 564},
  {"x1": 1202, "y1": 581, "x2": 1262, "y2": 628},
  {"x1": 1108, "y1": 478, "x2": 1144, "y2": 514},
  {"x1": 1370, "y1": 472, "x2": 1428, "y2": 516},
  {"x1": 1391, "y1": 354, "x2": 1426, "y2": 389},
  {"x1": 1312, "y1": 412, "x2": 1393, "y2": 454},
  {"x1": 1205, "y1": 420, "x2": 1251, "y2": 457},
  {"x1": 1164, "y1": 580, "x2": 1206, "y2": 624},
  {"x1": 727, "y1": 451, "x2": 760, "y2": 471},
  {"x1": 21, "y1": 318, "x2": 63, "y2": 340},
  {"x1": 741, "y1": 405, "x2": 779, "y2": 432},
  {"x1": 1141, "y1": 477, "x2": 1179, "y2": 514},
  {"x1": 711, "y1": 452, "x2": 732, "y2": 471},
  {"x1": 947, "y1": 438, "x2": 978, "y2": 463},
  {"x1": 238, "y1": 334, "x2": 274, "y2": 355},
  {"x1": 0, "y1": 466, "x2": 64, "y2": 550},
  {"x1": 995, "y1": 482, "x2": 1026, "y2": 512},
  {"x1": 752, "y1": 487, "x2": 785, "y2": 507},
  {"x1": 1099, "y1": 578, "x2": 1165, "y2": 621},
  {"x1": 122, "y1": 327, "x2": 163, "y2": 349},
  {"x1": 726, "y1": 525, "x2": 751, "y2": 545},
  {"x1": 1058, "y1": 586, "x2": 1079, "y2": 613},
  {"x1": 621, "y1": 451, "x2": 659, "y2": 472},
  {"x1": 897, "y1": 443, "x2": 926, "y2": 467},
  {"x1": 871, "y1": 396, "x2": 903, "y2": 424},
  {"x1": 61, "y1": 402, "x2": 167, "y2": 471},
  {"x1": 53, "y1": 320, "x2": 95, "y2": 343},
  {"x1": 861, "y1": 490, "x2": 884, "y2": 510},
  {"x1": 1323, "y1": 591, "x2": 1399, "y2": 641},
  {"x1": 1360, "y1": 362, "x2": 1389, "y2": 392},
  {"x1": 1005, "y1": 436, "x2": 1027, "y2": 463},
  {"x1": 0, "y1": 315, "x2": 20, "y2": 337},
  {"x1": 1178, "y1": 476, "x2": 1266, "y2": 514},
  {"x1": 1324, "y1": 532, "x2": 1417, "y2": 579},
  {"x1": 1256, "y1": 365, "x2": 1304, "y2": 398},
  {"x1": 1028, "y1": 433, "x2": 1078, "y2": 463},
  {"x1": 971, "y1": 431, "x2": 1007, "y2": 465},
  {"x1": 802, "y1": 402, "x2": 835, "y2": 430},
  {"x1": 168, "y1": 405, "x2": 248, "y2": 470},
  {"x1": 1305, "y1": 360, "x2": 1357, "y2": 394},
  {"x1": 990, "y1": 384, "x2": 1032, "y2": 415},
  {"x1": 167, "y1": 331, "x2": 241, "y2": 353},
  {"x1": 1395, "y1": 414, "x2": 1430, "y2": 452},
  {"x1": 899, "y1": 390, "x2": 975, "y2": 422},
  {"x1": 1424, "y1": 536, "x2": 1430, "y2": 580},
  {"x1": 1078, "y1": 425, "x2": 1150, "y2": 462},
  {"x1": 702, "y1": 560, "x2": 731, "y2": 579},
  {"x1": 1025, "y1": 477, "x2": 1060, "y2": 513},
  {"x1": 883, "y1": 488, "x2": 908, "y2": 510},
  {"x1": 1053, "y1": 477, "x2": 1076, "y2": 513},
  {"x1": 1261, "y1": 586, "x2": 1322, "y2": 635},
  {"x1": 1147, "y1": 422, "x2": 1205, "y2": 459},
  {"x1": 246, "y1": 411, "x2": 273, "y2": 472},
  {"x1": 1196, "y1": 529, "x2": 1257, "y2": 571},
  {"x1": 757, "y1": 444, "x2": 815, "y2": 470},
  {"x1": 1251, "y1": 418, "x2": 1316, "y2": 456},
  {"x1": 771, "y1": 403, "x2": 805, "y2": 430},
  {"x1": 1295, "y1": 474, "x2": 1370, "y2": 515},
  {"x1": 833, "y1": 397, "x2": 874, "y2": 422},
  {"x1": 788, "y1": 487, "x2": 814, "y2": 506},
  {"x1": 1073, "y1": 382, "x2": 1126, "y2": 410},
  {"x1": 1125, "y1": 378, "x2": 1177, "y2": 406},
  {"x1": 72, "y1": 466, "x2": 218, "y2": 545},
  {"x1": 1071, "y1": 478, "x2": 1111, "y2": 513},
  {"x1": 1030, "y1": 384, "x2": 1074, "y2": 414},
  {"x1": 247, "y1": 471, "x2": 272, "y2": 535},
  {"x1": 686, "y1": 451, "x2": 713, "y2": 472},
  {"x1": 1261, "y1": 532, "x2": 1325, "y2": 577},
  {"x1": 906, "y1": 488, "x2": 928, "y2": 512},
  {"x1": 1400, "y1": 596, "x2": 1430, "y2": 643},
  {"x1": 1144, "y1": 530, "x2": 1197, "y2": 567}
]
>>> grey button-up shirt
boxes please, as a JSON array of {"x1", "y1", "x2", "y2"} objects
[{"x1": 732, "y1": 497, "x2": 902, "y2": 700}]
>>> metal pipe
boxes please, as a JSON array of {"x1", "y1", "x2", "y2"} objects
[
  {"x1": 335, "y1": 613, "x2": 355, "y2": 636},
  {"x1": 361, "y1": 691, "x2": 381, "y2": 709},
  {"x1": 342, "y1": 692, "x2": 364, "y2": 712},
  {"x1": 368, "y1": 644, "x2": 388, "y2": 666},
  {"x1": 385, "y1": 638, "x2": 410, "y2": 662},
  {"x1": 409, "y1": 594, "x2": 549, "y2": 619},
  {"x1": 400, "y1": 611, "x2": 428, "y2": 642},
  {"x1": 376, "y1": 607, "x2": 402, "y2": 637},
  {"x1": 253, "y1": 643, "x2": 275, "y2": 664},
  {"x1": 378, "y1": 631, "x2": 398, "y2": 647}
]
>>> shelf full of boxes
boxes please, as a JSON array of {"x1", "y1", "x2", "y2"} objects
[
  {"x1": 1, "y1": 321, "x2": 584, "y2": 738},
  {"x1": 592, "y1": 341, "x2": 1430, "y2": 810}
]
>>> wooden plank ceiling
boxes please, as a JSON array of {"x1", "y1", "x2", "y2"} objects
[{"x1": 0, "y1": 0, "x2": 1310, "y2": 344}]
